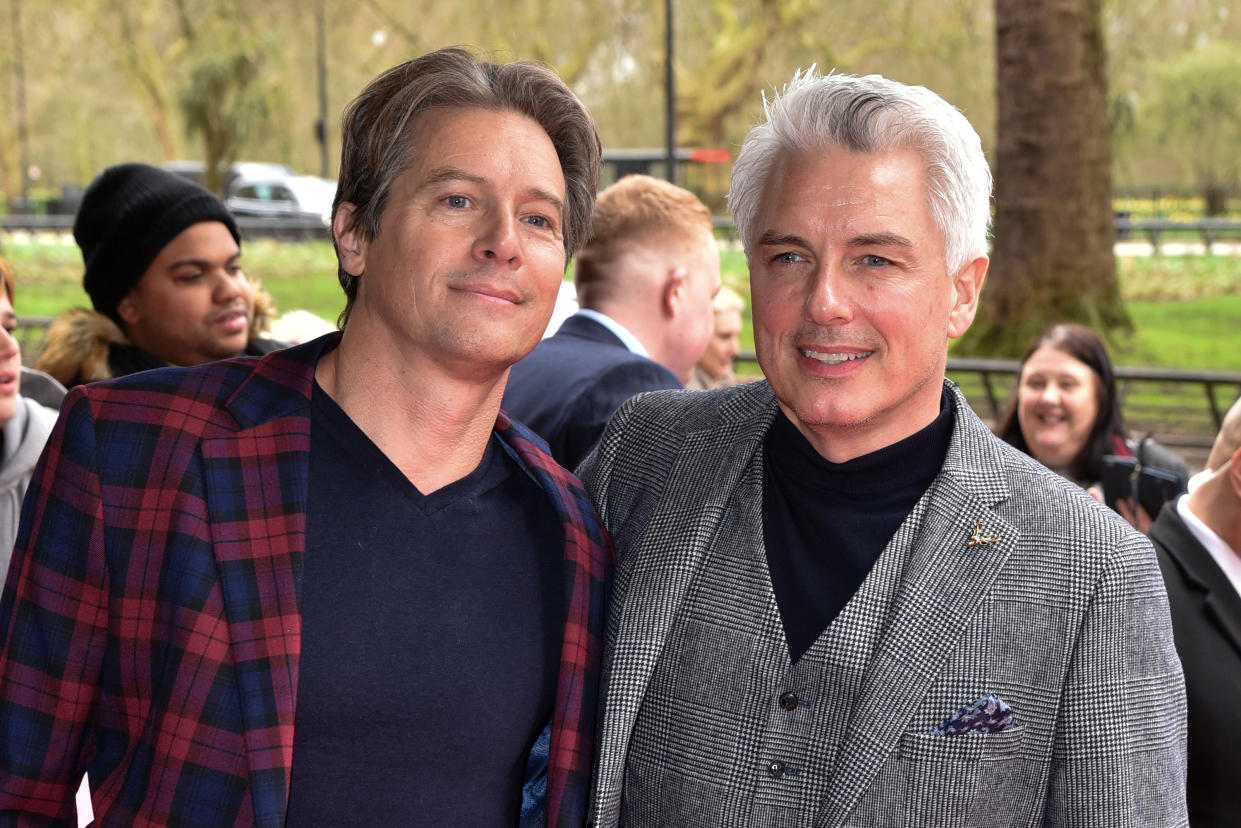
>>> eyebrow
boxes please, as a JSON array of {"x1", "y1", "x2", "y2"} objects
[
  {"x1": 754, "y1": 230, "x2": 914, "y2": 249},
  {"x1": 420, "y1": 166, "x2": 565, "y2": 216},
  {"x1": 848, "y1": 232, "x2": 914, "y2": 249},
  {"x1": 755, "y1": 231, "x2": 811, "y2": 248},
  {"x1": 167, "y1": 252, "x2": 241, "y2": 270}
]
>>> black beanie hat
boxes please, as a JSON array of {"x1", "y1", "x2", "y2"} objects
[{"x1": 74, "y1": 163, "x2": 241, "y2": 318}]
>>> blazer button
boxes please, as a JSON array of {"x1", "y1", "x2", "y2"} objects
[
  {"x1": 768, "y1": 759, "x2": 786, "y2": 778},
  {"x1": 778, "y1": 691, "x2": 799, "y2": 711}
]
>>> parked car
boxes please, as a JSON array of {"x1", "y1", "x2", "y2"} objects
[
  {"x1": 224, "y1": 175, "x2": 337, "y2": 226},
  {"x1": 161, "y1": 160, "x2": 297, "y2": 194}
]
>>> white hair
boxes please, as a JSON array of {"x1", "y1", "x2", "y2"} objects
[{"x1": 727, "y1": 68, "x2": 992, "y2": 274}]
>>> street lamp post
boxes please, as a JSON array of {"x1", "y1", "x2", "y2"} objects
[
  {"x1": 664, "y1": 0, "x2": 676, "y2": 185},
  {"x1": 316, "y1": 0, "x2": 329, "y2": 179}
]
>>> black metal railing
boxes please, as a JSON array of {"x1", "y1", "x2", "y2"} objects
[{"x1": 734, "y1": 351, "x2": 1241, "y2": 460}]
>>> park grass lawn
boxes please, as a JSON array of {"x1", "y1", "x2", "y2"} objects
[{"x1": 3, "y1": 236, "x2": 1237, "y2": 371}]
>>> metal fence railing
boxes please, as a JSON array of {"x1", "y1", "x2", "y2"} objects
[{"x1": 734, "y1": 351, "x2": 1240, "y2": 466}]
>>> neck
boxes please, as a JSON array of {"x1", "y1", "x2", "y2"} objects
[
  {"x1": 589, "y1": 300, "x2": 688, "y2": 382},
  {"x1": 1186, "y1": 482, "x2": 1241, "y2": 555},
  {"x1": 318, "y1": 327, "x2": 506, "y2": 494}
]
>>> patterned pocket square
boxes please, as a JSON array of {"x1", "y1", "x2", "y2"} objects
[{"x1": 932, "y1": 693, "x2": 1015, "y2": 736}]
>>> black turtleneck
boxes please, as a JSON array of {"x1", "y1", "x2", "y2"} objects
[{"x1": 762, "y1": 391, "x2": 954, "y2": 662}]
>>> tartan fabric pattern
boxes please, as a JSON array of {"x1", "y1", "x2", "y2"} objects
[
  {"x1": 0, "y1": 333, "x2": 611, "y2": 827},
  {"x1": 496, "y1": 413, "x2": 613, "y2": 828},
  {"x1": 580, "y1": 379, "x2": 1188, "y2": 827}
]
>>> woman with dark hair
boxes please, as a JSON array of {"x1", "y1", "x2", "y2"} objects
[{"x1": 997, "y1": 322, "x2": 1188, "y2": 523}]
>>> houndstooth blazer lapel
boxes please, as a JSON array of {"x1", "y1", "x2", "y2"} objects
[
  {"x1": 813, "y1": 384, "x2": 1020, "y2": 826},
  {"x1": 589, "y1": 382, "x2": 778, "y2": 826}
]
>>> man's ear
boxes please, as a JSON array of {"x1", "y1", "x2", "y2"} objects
[
  {"x1": 333, "y1": 203, "x2": 368, "y2": 278},
  {"x1": 946, "y1": 255, "x2": 988, "y2": 339},
  {"x1": 116, "y1": 291, "x2": 140, "y2": 326},
  {"x1": 1227, "y1": 447, "x2": 1241, "y2": 498},
  {"x1": 661, "y1": 266, "x2": 687, "y2": 318}
]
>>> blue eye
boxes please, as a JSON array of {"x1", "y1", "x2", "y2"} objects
[
  {"x1": 445, "y1": 195, "x2": 469, "y2": 209},
  {"x1": 773, "y1": 251, "x2": 803, "y2": 264},
  {"x1": 861, "y1": 254, "x2": 890, "y2": 267}
]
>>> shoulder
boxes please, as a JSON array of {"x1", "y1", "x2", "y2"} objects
[
  {"x1": 944, "y1": 401, "x2": 1150, "y2": 590},
  {"x1": 34, "y1": 308, "x2": 124, "y2": 387},
  {"x1": 611, "y1": 379, "x2": 773, "y2": 437},
  {"x1": 70, "y1": 335, "x2": 325, "y2": 435},
  {"x1": 580, "y1": 380, "x2": 773, "y2": 505},
  {"x1": 18, "y1": 396, "x2": 59, "y2": 435}
]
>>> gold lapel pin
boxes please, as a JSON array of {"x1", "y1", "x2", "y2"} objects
[{"x1": 967, "y1": 519, "x2": 1000, "y2": 547}]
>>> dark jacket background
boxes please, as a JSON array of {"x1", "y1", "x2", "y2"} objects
[
  {"x1": 1150, "y1": 501, "x2": 1241, "y2": 827},
  {"x1": 503, "y1": 313, "x2": 681, "y2": 471}
]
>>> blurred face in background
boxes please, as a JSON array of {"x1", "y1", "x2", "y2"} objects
[
  {"x1": 1016, "y1": 345, "x2": 1102, "y2": 470},
  {"x1": 698, "y1": 306, "x2": 743, "y2": 381},
  {"x1": 0, "y1": 291, "x2": 21, "y2": 427},
  {"x1": 116, "y1": 221, "x2": 254, "y2": 367},
  {"x1": 666, "y1": 228, "x2": 722, "y2": 383}
]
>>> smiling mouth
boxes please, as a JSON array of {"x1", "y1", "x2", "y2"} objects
[
  {"x1": 456, "y1": 283, "x2": 523, "y2": 305},
  {"x1": 212, "y1": 305, "x2": 249, "y2": 324},
  {"x1": 800, "y1": 348, "x2": 874, "y2": 365}
]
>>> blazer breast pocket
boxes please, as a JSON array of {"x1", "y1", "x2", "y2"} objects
[
  {"x1": 898, "y1": 723, "x2": 1027, "y2": 763},
  {"x1": 882, "y1": 726, "x2": 1041, "y2": 827}
]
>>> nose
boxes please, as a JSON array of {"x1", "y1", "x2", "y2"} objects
[
  {"x1": 1039, "y1": 384, "x2": 1061, "y2": 405},
  {"x1": 473, "y1": 211, "x2": 523, "y2": 268},
  {"x1": 213, "y1": 269, "x2": 246, "y2": 304},
  {"x1": 803, "y1": 263, "x2": 851, "y2": 325},
  {"x1": 0, "y1": 327, "x2": 19, "y2": 360},
  {"x1": 725, "y1": 334, "x2": 742, "y2": 358}
]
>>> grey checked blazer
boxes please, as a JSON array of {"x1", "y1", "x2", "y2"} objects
[{"x1": 580, "y1": 379, "x2": 1188, "y2": 827}]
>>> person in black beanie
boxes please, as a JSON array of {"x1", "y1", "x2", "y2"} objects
[{"x1": 35, "y1": 162, "x2": 282, "y2": 387}]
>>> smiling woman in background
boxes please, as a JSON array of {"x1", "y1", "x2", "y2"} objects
[
  {"x1": 0, "y1": 257, "x2": 60, "y2": 570},
  {"x1": 997, "y1": 322, "x2": 1189, "y2": 524}
]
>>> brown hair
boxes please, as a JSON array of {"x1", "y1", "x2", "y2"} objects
[
  {"x1": 333, "y1": 46, "x2": 601, "y2": 326},
  {"x1": 574, "y1": 174, "x2": 713, "y2": 298},
  {"x1": 0, "y1": 256, "x2": 13, "y2": 304}
]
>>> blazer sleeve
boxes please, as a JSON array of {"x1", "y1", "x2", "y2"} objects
[
  {"x1": 0, "y1": 390, "x2": 109, "y2": 823},
  {"x1": 1043, "y1": 529, "x2": 1189, "y2": 826}
]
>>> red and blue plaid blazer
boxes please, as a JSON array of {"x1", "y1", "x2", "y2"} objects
[{"x1": 0, "y1": 334, "x2": 612, "y2": 827}]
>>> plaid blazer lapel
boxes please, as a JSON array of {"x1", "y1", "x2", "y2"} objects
[
  {"x1": 496, "y1": 412, "x2": 613, "y2": 828},
  {"x1": 200, "y1": 340, "x2": 319, "y2": 827},
  {"x1": 815, "y1": 385, "x2": 1019, "y2": 826}
]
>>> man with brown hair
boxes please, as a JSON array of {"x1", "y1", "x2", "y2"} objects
[
  {"x1": 0, "y1": 48, "x2": 609, "y2": 826},
  {"x1": 503, "y1": 173, "x2": 720, "y2": 469}
]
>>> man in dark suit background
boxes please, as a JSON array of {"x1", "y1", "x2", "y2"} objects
[
  {"x1": 503, "y1": 174, "x2": 721, "y2": 469},
  {"x1": 1151, "y1": 397, "x2": 1241, "y2": 826}
]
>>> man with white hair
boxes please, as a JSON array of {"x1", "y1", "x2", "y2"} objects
[
  {"x1": 1151, "y1": 397, "x2": 1241, "y2": 826},
  {"x1": 582, "y1": 69, "x2": 1187, "y2": 826}
]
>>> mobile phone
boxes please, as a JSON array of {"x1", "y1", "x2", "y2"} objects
[
  {"x1": 1099, "y1": 455, "x2": 1138, "y2": 513},
  {"x1": 1136, "y1": 465, "x2": 1186, "y2": 518}
]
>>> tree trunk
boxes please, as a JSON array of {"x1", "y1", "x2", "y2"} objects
[{"x1": 963, "y1": 0, "x2": 1128, "y2": 357}]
